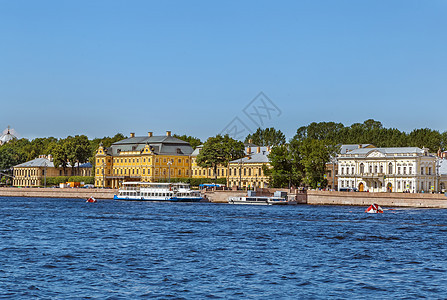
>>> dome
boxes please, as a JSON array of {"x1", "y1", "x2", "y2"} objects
[{"x1": 0, "y1": 127, "x2": 17, "y2": 145}]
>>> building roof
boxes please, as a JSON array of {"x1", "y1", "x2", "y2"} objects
[
  {"x1": 14, "y1": 157, "x2": 92, "y2": 168},
  {"x1": 108, "y1": 135, "x2": 193, "y2": 156},
  {"x1": 230, "y1": 148, "x2": 271, "y2": 164},
  {"x1": 338, "y1": 147, "x2": 433, "y2": 159},
  {"x1": 339, "y1": 144, "x2": 375, "y2": 154}
]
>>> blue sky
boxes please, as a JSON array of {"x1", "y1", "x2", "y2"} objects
[{"x1": 1, "y1": 0, "x2": 446, "y2": 141}]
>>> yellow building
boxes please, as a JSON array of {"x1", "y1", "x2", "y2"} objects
[
  {"x1": 191, "y1": 145, "x2": 228, "y2": 180},
  {"x1": 95, "y1": 131, "x2": 193, "y2": 188},
  {"x1": 13, "y1": 155, "x2": 92, "y2": 187},
  {"x1": 227, "y1": 145, "x2": 271, "y2": 189}
]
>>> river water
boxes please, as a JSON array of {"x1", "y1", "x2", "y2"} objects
[{"x1": 1, "y1": 197, "x2": 446, "y2": 299}]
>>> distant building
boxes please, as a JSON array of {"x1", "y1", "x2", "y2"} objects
[
  {"x1": 227, "y1": 144, "x2": 271, "y2": 189},
  {"x1": 337, "y1": 147, "x2": 438, "y2": 193},
  {"x1": 13, "y1": 155, "x2": 92, "y2": 187},
  {"x1": 190, "y1": 145, "x2": 228, "y2": 179},
  {"x1": 0, "y1": 126, "x2": 17, "y2": 145},
  {"x1": 326, "y1": 144, "x2": 376, "y2": 190},
  {"x1": 438, "y1": 159, "x2": 447, "y2": 192},
  {"x1": 95, "y1": 131, "x2": 193, "y2": 188}
]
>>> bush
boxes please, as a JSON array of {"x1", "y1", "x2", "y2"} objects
[{"x1": 45, "y1": 176, "x2": 94, "y2": 186}]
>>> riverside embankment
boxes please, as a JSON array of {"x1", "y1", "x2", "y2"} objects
[
  {"x1": 0, "y1": 187, "x2": 117, "y2": 199},
  {"x1": 1, "y1": 187, "x2": 447, "y2": 208},
  {"x1": 307, "y1": 190, "x2": 447, "y2": 208}
]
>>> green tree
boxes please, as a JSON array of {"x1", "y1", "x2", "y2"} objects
[
  {"x1": 196, "y1": 134, "x2": 244, "y2": 180},
  {"x1": 52, "y1": 140, "x2": 69, "y2": 174},
  {"x1": 298, "y1": 139, "x2": 335, "y2": 189},
  {"x1": 408, "y1": 128, "x2": 442, "y2": 152},
  {"x1": 295, "y1": 122, "x2": 345, "y2": 142},
  {"x1": 264, "y1": 142, "x2": 304, "y2": 188},
  {"x1": 173, "y1": 134, "x2": 202, "y2": 149},
  {"x1": 67, "y1": 135, "x2": 91, "y2": 175},
  {"x1": 245, "y1": 127, "x2": 286, "y2": 146}
]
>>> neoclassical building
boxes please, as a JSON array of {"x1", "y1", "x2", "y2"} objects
[
  {"x1": 13, "y1": 155, "x2": 92, "y2": 187},
  {"x1": 95, "y1": 131, "x2": 193, "y2": 188},
  {"x1": 227, "y1": 145, "x2": 271, "y2": 189},
  {"x1": 337, "y1": 147, "x2": 439, "y2": 193}
]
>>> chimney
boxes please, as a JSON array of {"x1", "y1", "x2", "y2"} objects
[
  {"x1": 257, "y1": 146, "x2": 261, "y2": 153},
  {"x1": 130, "y1": 132, "x2": 135, "y2": 138},
  {"x1": 358, "y1": 144, "x2": 362, "y2": 148},
  {"x1": 148, "y1": 132, "x2": 153, "y2": 137},
  {"x1": 166, "y1": 131, "x2": 171, "y2": 137}
]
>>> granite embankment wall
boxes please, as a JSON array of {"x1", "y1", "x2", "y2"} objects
[
  {"x1": 0, "y1": 188, "x2": 117, "y2": 199},
  {"x1": 307, "y1": 191, "x2": 447, "y2": 208},
  {"x1": 203, "y1": 190, "x2": 247, "y2": 203}
]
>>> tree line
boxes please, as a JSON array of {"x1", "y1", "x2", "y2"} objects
[{"x1": 0, "y1": 133, "x2": 126, "y2": 172}]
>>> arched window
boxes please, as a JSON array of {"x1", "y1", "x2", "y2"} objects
[
  {"x1": 380, "y1": 165, "x2": 383, "y2": 173},
  {"x1": 374, "y1": 166, "x2": 378, "y2": 173},
  {"x1": 388, "y1": 163, "x2": 393, "y2": 174},
  {"x1": 360, "y1": 163, "x2": 365, "y2": 173},
  {"x1": 369, "y1": 165, "x2": 373, "y2": 173}
]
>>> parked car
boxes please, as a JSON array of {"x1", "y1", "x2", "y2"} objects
[{"x1": 339, "y1": 187, "x2": 358, "y2": 192}]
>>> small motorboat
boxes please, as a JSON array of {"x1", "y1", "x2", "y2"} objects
[
  {"x1": 86, "y1": 197, "x2": 97, "y2": 203},
  {"x1": 365, "y1": 203, "x2": 383, "y2": 213}
]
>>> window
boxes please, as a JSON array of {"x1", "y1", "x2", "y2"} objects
[
  {"x1": 421, "y1": 167, "x2": 424, "y2": 175},
  {"x1": 249, "y1": 169, "x2": 252, "y2": 176},
  {"x1": 360, "y1": 163, "x2": 365, "y2": 173},
  {"x1": 341, "y1": 167, "x2": 344, "y2": 175},
  {"x1": 428, "y1": 167, "x2": 432, "y2": 175},
  {"x1": 178, "y1": 159, "x2": 182, "y2": 163},
  {"x1": 403, "y1": 167, "x2": 406, "y2": 175},
  {"x1": 352, "y1": 167, "x2": 354, "y2": 174},
  {"x1": 259, "y1": 168, "x2": 262, "y2": 175},
  {"x1": 369, "y1": 165, "x2": 373, "y2": 173},
  {"x1": 374, "y1": 166, "x2": 378, "y2": 173},
  {"x1": 409, "y1": 167, "x2": 412, "y2": 174},
  {"x1": 178, "y1": 170, "x2": 181, "y2": 176},
  {"x1": 389, "y1": 163, "x2": 393, "y2": 174},
  {"x1": 380, "y1": 165, "x2": 383, "y2": 173}
]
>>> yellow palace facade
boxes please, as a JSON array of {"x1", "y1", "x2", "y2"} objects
[{"x1": 95, "y1": 131, "x2": 193, "y2": 188}]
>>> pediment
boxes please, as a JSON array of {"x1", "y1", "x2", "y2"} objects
[{"x1": 366, "y1": 150, "x2": 385, "y2": 158}]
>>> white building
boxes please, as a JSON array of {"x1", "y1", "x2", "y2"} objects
[{"x1": 337, "y1": 147, "x2": 439, "y2": 193}]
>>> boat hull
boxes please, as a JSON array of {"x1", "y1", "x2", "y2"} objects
[{"x1": 113, "y1": 195, "x2": 203, "y2": 202}]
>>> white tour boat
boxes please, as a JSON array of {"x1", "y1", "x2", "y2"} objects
[
  {"x1": 114, "y1": 182, "x2": 203, "y2": 202},
  {"x1": 228, "y1": 196, "x2": 288, "y2": 205}
]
